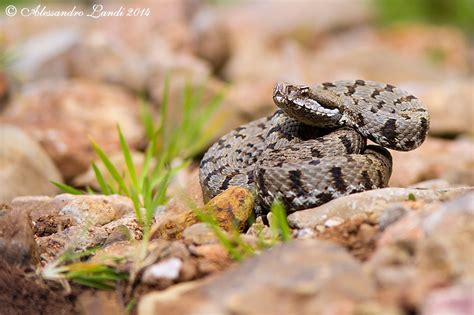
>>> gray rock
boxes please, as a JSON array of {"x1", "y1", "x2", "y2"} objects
[
  {"x1": 12, "y1": 194, "x2": 134, "y2": 229},
  {"x1": 288, "y1": 187, "x2": 473, "y2": 230},
  {"x1": 0, "y1": 124, "x2": 62, "y2": 203},
  {"x1": 378, "y1": 205, "x2": 408, "y2": 231},
  {"x1": 183, "y1": 223, "x2": 218, "y2": 245},
  {"x1": 0, "y1": 206, "x2": 40, "y2": 267},
  {"x1": 139, "y1": 239, "x2": 375, "y2": 315}
]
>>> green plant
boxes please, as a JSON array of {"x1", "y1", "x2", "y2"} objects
[
  {"x1": 54, "y1": 78, "x2": 224, "y2": 235},
  {"x1": 268, "y1": 200, "x2": 292, "y2": 242},
  {"x1": 373, "y1": 0, "x2": 474, "y2": 33},
  {"x1": 42, "y1": 247, "x2": 127, "y2": 292},
  {"x1": 194, "y1": 208, "x2": 255, "y2": 261},
  {"x1": 195, "y1": 199, "x2": 293, "y2": 261}
]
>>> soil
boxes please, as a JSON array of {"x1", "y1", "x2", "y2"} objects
[{"x1": 0, "y1": 260, "x2": 76, "y2": 315}]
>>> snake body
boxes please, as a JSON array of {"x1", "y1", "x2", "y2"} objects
[{"x1": 200, "y1": 80, "x2": 430, "y2": 214}]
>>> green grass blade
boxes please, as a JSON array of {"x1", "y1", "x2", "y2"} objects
[
  {"x1": 139, "y1": 131, "x2": 157, "y2": 189},
  {"x1": 70, "y1": 277, "x2": 115, "y2": 290},
  {"x1": 92, "y1": 163, "x2": 111, "y2": 195},
  {"x1": 140, "y1": 100, "x2": 156, "y2": 141},
  {"x1": 90, "y1": 138, "x2": 129, "y2": 196},
  {"x1": 117, "y1": 125, "x2": 138, "y2": 190},
  {"x1": 158, "y1": 75, "x2": 170, "y2": 141},
  {"x1": 50, "y1": 181, "x2": 83, "y2": 195},
  {"x1": 270, "y1": 200, "x2": 292, "y2": 242},
  {"x1": 128, "y1": 185, "x2": 143, "y2": 225}
]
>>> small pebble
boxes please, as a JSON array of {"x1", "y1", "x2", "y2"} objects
[
  {"x1": 142, "y1": 258, "x2": 183, "y2": 284},
  {"x1": 324, "y1": 217, "x2": 344, "y2": 227}
]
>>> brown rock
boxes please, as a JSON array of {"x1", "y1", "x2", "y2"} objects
[
  {"x1": 152, "y1": 186, "x2": 253, "y2": 240},
  {"x1": 0, "y1": 206, "x2": 40, "y2": 267},
  {"x1": 0, "y1": 124, "x2": 62, "y2": 203},
  {"x1": 151, "y1": 203, "x2": 199, "y2": 241},
  {"x1": 390, "y1": 137, "x2": 474, "y2": 187},
  {"x1": 183, "y1": 223, "x2": 217, "y2": 245},
  {"x1": 409, "y1": 79, "x2": 474, "y2": 136},
  {"x1": 11, "y1": 194, "x2": 134, "y2": 234},
  {"x1": 139, "y1": 240, "x2": 375, "y2": 315},
  {"x1": 1, "y1": 79, "x2": 143, "y2": 179},
  {"x1": 204, "y1": 186, "x2": 254, "y2": 232},
  {"x1": 189, "y1": 243, "x2": 232, "y2": 275},
  {"x1": 103, "y1": 212, "x2": 142, "y2": 244},
  {"x1": 366, "y1": 192, "x2": 474, "y2": 309},
  {"x1": 37, "y1": 225, "x2": 108, "y2": 264},
  {"x1": 76, "y1": 290, "x2": 124, "y2": 315}
]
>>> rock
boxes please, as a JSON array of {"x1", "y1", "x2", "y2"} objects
[
  {"x1": 68, "y1": 30, "x2": 148, "y2": 92},
  {"x1": 204, "y1": 186, "x2": 254, "y2": 232},
  {"x1": 138, "y1": 240, "x2": 375, "y2": 315},
  {"x1": 151, "y1": 202, "x2": 199, "y2": 241},
  {"x1": 287, "y1": 187, "x2": 472, "y2": 230},
  {"x1": 150, "y1": 166, "x2": 205, "y2": 240},
  {"x1": 223, "y1": 1, "x2": 370, "y2": 82},
  {"x1": 0, "y1": 206, "x2": 40, "y2": 267},
  {"x1": 76, "y1": 290, "x2": 124, "y2": 315},
  {"x1": 390, "y1": 137, "x2": 474, "y2": 187},
  {"x1": 138, "y1": 280, "x2": 209, "y2": 315},
  {"x1": 378, "y1": 205, "x2": 409, "y2": 231},
  {"x1": 246, "y1": 216, "x2": 274, "y2": 240},
  {"x1": 146, "y1": 46, "x2": 213, "y2": 108},
  {"x1": 366, "y1": 192, "x2": 474, "y2": 309},
  {"x1": 142, "y1": 257, "x2": 183, "y2": 285},
  {"x1": 103, "y1": 212, "x2": 142, "y2": 244},
  {"x1": 190, "y1": 8, "x2": 231, "y2": 73},
  {"x1": 0, "y1": 124, "x2": 62, "y2": 203},
  {"x1": 90, "y1": 241, "x2": 133, "y2": 267},
  {"x1": 152, "y1": 186, "x2": 253, "y2": 240},
  {"x1": 58, "y1": 196, "x2": 118, "y2": 226},
  {"x1": 11, "y1": 194, "x2": 134, "y2": 233},
  {"x1": 408, "y1": 179, "x2": 454, "y2": 190},
  {"x1": 1, "y1": 79, "x2": 144, "y2": 179},
  {"x1": 418, "y1": 193, "x2": 474, "y2": 283},
  {"x1": 37, "y1": 225, "x2": 108, "y2": 263},
  {"x1": 407, "y1": 79, "x2": 474, "y2": 136},
  {"x1": 168, "y1": 165, "x2": 204, "y2": 207},
  {"x1": 313, "y1": 212, "x2": 380, "y2": 261},
  {"x1": 189, "y1": 243, "x2": 232, "y2": 275},
  {"x1": 9, "y1": 28, "x2": 80, "y2": 83},
  {"x1": 422, "y1": 285, "x2": 474, "y2": 315},
  {"x1": 183, "y1": 223, "x2": 217, "y2": 245}
]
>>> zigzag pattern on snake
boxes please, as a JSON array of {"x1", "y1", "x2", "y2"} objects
[{"x1": 200, "y1": 80, "x2": 430, "y2": 214}]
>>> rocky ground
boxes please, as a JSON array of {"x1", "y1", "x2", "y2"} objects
[{"x1": 1, "y1": 1, "x2": 473, "y2": 314}]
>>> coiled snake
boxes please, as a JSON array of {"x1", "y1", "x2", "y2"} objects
[{"x1": 200, "y1": 80, "x2": 430, "y2": 214}]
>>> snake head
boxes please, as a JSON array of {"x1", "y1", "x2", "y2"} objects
[{"x1": 273, "y1": 82, "x2": 343, "y2": 127}]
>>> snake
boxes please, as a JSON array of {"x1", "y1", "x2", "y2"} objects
[{"x1": 199, "y1": 80, "x2": 430, "y2": 214}]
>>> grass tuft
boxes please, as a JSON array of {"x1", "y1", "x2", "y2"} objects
[
  {"x1": 42, "y1": 248, "x2": 127, "y2": 292},
  {"x1": 53, "y1": 77, "x2": 224, "y2": 264}
]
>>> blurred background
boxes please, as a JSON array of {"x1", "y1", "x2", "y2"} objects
[{"x1": 0, "y1": 0, "x2": 473, "y2": 202}]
